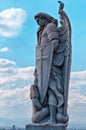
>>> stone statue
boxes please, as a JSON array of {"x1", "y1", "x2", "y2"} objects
[{"x1": 30, "y1": 1, "x2": 71, "y2": 125}]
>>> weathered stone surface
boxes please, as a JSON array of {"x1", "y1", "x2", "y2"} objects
[
  {"x1": 29, "y1": 0, "x2": 71, "y2": 126},
  {"x1": 26, "y1": 124, "x2": 67, "y2": 130}
]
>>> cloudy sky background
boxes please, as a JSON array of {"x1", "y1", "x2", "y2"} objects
[{"x1": 0, "y1": 0, "x2": 86, "y2": 127}]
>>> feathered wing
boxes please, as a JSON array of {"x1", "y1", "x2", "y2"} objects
[{"x1": 58, "y1": 6, "x2": 71, "y2": 117}]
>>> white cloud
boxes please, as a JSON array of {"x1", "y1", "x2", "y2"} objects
[
  {"x1": 0, "y1": 58, "x2": 34, "y2": 118},
  {"x1": 68, "y1": 71, "x2": 86, "y2": 107},
  {"x1": 0, "y1": 8, "x2": 27, "y2": 37},
  {"x1": 0, "y1": 86, "x2": 30, "y2": 107},
  {"x1": 0, "y1": 86, "x2": 31, "y2": 118},
  {"x1": 0, "y1": 47, "x2": 9, "y2": 52},
  {"x1": 0, "y1": 58, "x2": 34, "y2": 89},
  {"x1": 68, "y1": 71, "x2": 86, "y2": 123},
  {"x1": 0, "y1": 58, "x2": 16, "y2": 68}
]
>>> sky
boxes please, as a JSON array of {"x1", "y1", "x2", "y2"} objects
[{"x1": 0, "y1": 0, "x2": 86, "y2": 128}]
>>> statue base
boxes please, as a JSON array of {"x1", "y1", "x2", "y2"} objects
[{"x1": 26, "y1": 123, "x2": 67, "y2": 130}]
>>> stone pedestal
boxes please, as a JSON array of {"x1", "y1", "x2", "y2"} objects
[{"x1": 26, "y1": 123, "x2": 67, "y2": 130}]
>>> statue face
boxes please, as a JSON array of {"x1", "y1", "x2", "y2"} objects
[{"x1": 35, "y1": 17, "x2": 46, "y2": 27}]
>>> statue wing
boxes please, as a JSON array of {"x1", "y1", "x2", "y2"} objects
[{"x1": 58, "y1": 2, "x2": 72, "y2": 117}]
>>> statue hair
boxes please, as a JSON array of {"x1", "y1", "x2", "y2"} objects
[{"x1": 34, "y1": 12, "x2": 58, "y2": 26}]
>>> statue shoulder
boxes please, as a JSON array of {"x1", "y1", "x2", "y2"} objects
[{"x1": 47, "y1": 23, "x2": 58, "y2": 33}]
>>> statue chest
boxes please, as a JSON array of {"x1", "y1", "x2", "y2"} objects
[{"x1": 41, "y1": 27, "x2": 49, "y2": 46}]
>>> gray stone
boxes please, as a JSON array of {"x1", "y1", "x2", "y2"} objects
[
  {"x1": 26, "y1": 124, "x2": 67, "y2": 130},
  {"x1": 29, "y1": 0, "x2": 71, "y2": 126}
]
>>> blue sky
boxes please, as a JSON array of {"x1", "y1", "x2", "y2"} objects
[{"x1": 0, "y1": 0, "x2": 86, "y2": 127}]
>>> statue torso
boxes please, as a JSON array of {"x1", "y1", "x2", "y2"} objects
[
  {"x1": 41, "y1": 27, "x2": 49, "y2": 46},
  {"x1": 37, "y1": 23, "x2": 58, "y2": 46}
]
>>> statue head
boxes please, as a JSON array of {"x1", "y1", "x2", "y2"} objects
[{"x1": 34, "y1": 12, "x2": 58, "y2": 27}]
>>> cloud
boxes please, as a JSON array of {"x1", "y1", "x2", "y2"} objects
[
  {"x1": 0, "y1": 58, "x2": 34, "y2": 118},
  {"x1": 68, "y1": 71, "x2": 86, "y2": 107},
  {"x1": 0, "y1": 86, "x2": 31, "y2": 118},
  {"x1": 0, "y1": 58, "x2": 34, "y2": 89},
  {"x1": 0, "y1": 47, "x2": 9, "y2": 52},
  {"x1": 0, "y1": 8, "x2": 27, "y2": 37},
  {"x1": 68, "y1": 71, "x2": 86, "y2": 123},
  {"x1": 0, "y1": 58, "x2": 16, "y2": 68},
  {"x1": 0, "y1": 86, "x2": 30, "y2": 106}
]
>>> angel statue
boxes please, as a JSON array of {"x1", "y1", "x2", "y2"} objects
[{"x1": 30, "y1": 1, "x2": 71, "y2": 125}]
